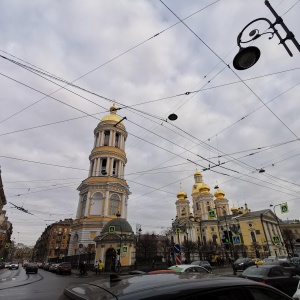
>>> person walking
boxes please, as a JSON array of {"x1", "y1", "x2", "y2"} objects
[
  {"x1": 94, "y1": 261, "x2": 99, "y2": 274},
  {"x1": 117, "y1": 260, "x2": 121, "y2": 273},
  {"x1": 99, "y1": 260, "x2": 104, "y2": 273}
]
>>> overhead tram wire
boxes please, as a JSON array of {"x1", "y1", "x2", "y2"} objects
[
  {"x1": 2, "y1": 60, "x2": 300, "y2": 196},
  {"x1": 0, "y1": 1, "x2": 219, "y2": 125},
  {"x1": 160, "y1": 0, "x2": 300, "y2": 141},
  {"x1": 3, "y1": 72, "x2": 299, "y2": 197}
]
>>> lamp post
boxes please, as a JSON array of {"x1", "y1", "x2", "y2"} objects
[{"x1": 233, "y1": 0, "x2": 300, "y2": 70}]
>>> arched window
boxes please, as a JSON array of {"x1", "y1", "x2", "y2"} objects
[
  {"x1": 90, "y1": 192, "x2": 103, "y2": 215},
  {"x1": 81, "y1": 195, "x2": 87, "y2": 217},
  {"x1": 110, "y1": 194, "x2": 120, "y2": 215},
  {"x1": 104, "y1": 131, "x2": 110, "y2": 146},
  {"x1": 251, "y1": 231, "x2": 257, "y2": 243}
]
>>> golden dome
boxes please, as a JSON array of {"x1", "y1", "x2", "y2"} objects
[
  {"x1": 177, "y1": 188, "x2": 187, "y2": 199},
  {"x1": 194, "y1": 170, "x2": 202, "y2": 177},
  {"x1": 199, "y1": 183, "x2": 210, "y2": 193},
  {"x1": 100, "y1": 105, "x2": 124, "y2": 126},
  {"x1": 231, "y1": 205, "x2": 238, "y2": 212},
  {"x1": 214, "y1": 189, "x2": 225, "y2": 199}
]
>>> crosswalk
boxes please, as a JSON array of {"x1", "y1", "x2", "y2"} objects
[{"x1": 1, "y1": 278, "x2": 16, "y2": 282}]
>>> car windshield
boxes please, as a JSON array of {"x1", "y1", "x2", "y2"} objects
[
  {"x1": 242, "y1": 267, "x2": 268, "y2": 276},
  {"x1": 236, "y1": 258, "x2": 247, "y2": 263}
]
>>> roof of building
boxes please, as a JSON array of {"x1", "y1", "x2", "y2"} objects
[
  {"x1": 102, "y1": 217, "x2": 133, "y2": 234},
  {"x1": 237, "y1": 209, "x2": 270, "y2": 218}
]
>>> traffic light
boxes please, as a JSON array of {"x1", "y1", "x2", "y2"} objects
[{"x1": 222, "y1": 231, "x2": 229, "y2": 244}]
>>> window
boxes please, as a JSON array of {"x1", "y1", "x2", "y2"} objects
[
  {"x1": 248, "y1": 287, "x2": 291, "y2": 300},
  {"x1": 196, "y1": 202, "x2": 199, "y2": 210},
  {"x1": 64, "y1": 228, "x2": 67, "y2": 233},
  {"x1": 255, "y1": 230, "x2": 261, "y2": 234},
  {"x1": 63, "y1": 236, "x2": 66, "y2": 240},
  {"x1": 112, "y1": 160, "x2": 118, "y2": 176},
  {"x1": 90, "y1": 192, "x2": 103, "y2": 215},
  {"x1": 110, "y1": 194, "x2": 120, "y2": 215},
  {"x1": 251, "y1": 231, "x2": 257, "y2": 242},
  {"x1": 101, "y1": 158, "x2": 107, "y2": 175},
  {"x1": 115, "y1": 132, "x2": 120, "y2": 148},
  {"x1": 81, "y1": 195, "x2": 87, "y2": 217},
  {"x1": 268, "y1": 267, "x2": 283, "y2": 277},
  {"x1": 104, "y1": 130, "x2": 110, "y2": 146}
]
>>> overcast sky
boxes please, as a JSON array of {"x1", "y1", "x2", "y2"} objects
[{"x1": 1, "y1": 0, "x2": 300, "y2": 246}]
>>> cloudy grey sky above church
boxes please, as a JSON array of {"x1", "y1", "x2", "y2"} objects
[{"x1": 1, "y1": 0, "x2": 300, "y2": 245}]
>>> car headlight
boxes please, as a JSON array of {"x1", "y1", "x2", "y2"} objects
[{"x1": 239, "y1": 263, "x2": 244, "y2": 265}]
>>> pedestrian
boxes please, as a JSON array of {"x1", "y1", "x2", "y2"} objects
[
  {"x1": 94, "y1": 261, "x2": 99, "y2": 274},
  {"x1": 99, "y1": 260, "x2": 104, "y2": 273},
  {"x1": 117, "y1": 260, "x2": 121, "y2": 273}
]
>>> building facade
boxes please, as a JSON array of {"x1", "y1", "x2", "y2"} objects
[
  {"x1": 171, "y1": 171, "x2": 287, "y2": 261},
  {"x1": 0, "y1": 169, "x2": 13, "y2": 261},
  {"x1": 33, "y1": 218, "x2": 72, "y2": 262},
  {"x1": 68, "y1": 105, "x2": 131, "y2": 259}
]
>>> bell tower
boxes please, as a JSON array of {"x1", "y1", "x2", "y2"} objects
[{"x1": 68, "y1": 105, "x2": 130, "y2": 255}]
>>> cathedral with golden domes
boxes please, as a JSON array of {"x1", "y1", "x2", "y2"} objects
[{"x1": 171, "y1": 170, "x2": 287, "y2": 261}]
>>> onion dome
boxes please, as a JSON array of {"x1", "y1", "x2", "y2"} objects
[
  {"x1": 231, "y1": 204, "x2": 238, "y2": 213},
  {"x1": 177, "y1": 187, "x2": 187, "y2": 199},
  {"x1": 102, "y1": 217, "x2": 133, "y2": 234},
  {"x1": 214, "y1": 189, "x2": 225, "y2": 199},
  {"x1": 100, "y1": 105, "x2": 124, "y2": 126},
  {"x1": 194, "y1": 170, "x2": 202, "y2": 177},
  {"x1": 199, "y1": 183, "x2": 210, "y2": 193}
]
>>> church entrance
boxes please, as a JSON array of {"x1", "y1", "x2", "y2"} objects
[{"x1": 105, "y1": 248, "x2": 116, "y2": 272}]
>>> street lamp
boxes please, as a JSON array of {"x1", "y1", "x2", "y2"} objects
[
  {"x1": 270, "y1": 202, "x2": 287, "y2": 254},
  {"x1": 233, "y1": 0, "x2": 300, "y2": 70}
]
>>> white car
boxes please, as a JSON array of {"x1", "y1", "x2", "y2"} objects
[
  {"x1": 168, "y1": 264, "x2": 211, "y2": 273},
  {"x1": 293, "y1": 279, "x2": 300, "y2": 300}
]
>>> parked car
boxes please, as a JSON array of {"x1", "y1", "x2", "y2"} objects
[
  {"x1": 49, "y1": 263, "x2": 59, "y2": 272},
  {"x1": 26, "y1": 263, "x2": 38, "y2": 274},
  {"x1": 44, "y1": 262, "x2": 52, "y2": 270},
  {"x1": 56, "y1": 262, "x2": 72, "y2": 275},
  {"x1": 293, "y1": 278, "x2": 300, "y2": 300},
  {"x1": 191, "y1": 260, "x2": 212, "y2": 272},
  {"x1": 64, "y1": 273, "x2": 295, "y2": 300},
  {"x1": 277, "y1": 255, "x2": 290, "y2": 262},
  {"x1": 9, "y1": 262, "x2": 19, "y2": 270},
  {"x1": 168, "y1": 264, "x2": 210, "y2": 273},
  {"x1": 37, "y1": 262, "x2": 43, "y2": 268},
  {"x1": 233, "y1": 257, "x2": 255, "y2": 272},
  {"x1": 0, "y1": 263, "x2": 5, "y2": 269},
  {"x1": 5, "y1": 262, "x2": 12, "y2": 268},
  {"x1": 291, "y1": 257, "x2": 300, "y2": 266},
  {"x1": 241, "y1": 265, "x2": 299, "y2": 297},
  {"x1": 263, "y1": 260, "x2": 300, "y2": 275}
]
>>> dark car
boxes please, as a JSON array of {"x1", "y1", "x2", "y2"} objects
[
  {"x1": 26, "y1": 263, "x2": 38, "y2": 274},
  {"x1": 263, "y1": 260, "x2": 300, "y2": 275},
  {"x1": 64, "y1": 273, "x2": 295, "y2": 300},
  {"x1": 56, "y1": 262, "x2": 72, "y2": 275},
  {"x1": 9, "y1": 262, "x2": 19, "y2": 270},
  {"x1": 233, "y1": 257, "x2": 255, "y2": 272},
  {"x1": 0, "y1": 263, "x2": 5, "y2": 269},
  {"x1": 241, "y1": 265, "x2": 299, "y2": 297},
  {"x1": 191, "y1": 260, "x2": 212, "y2": 272}
]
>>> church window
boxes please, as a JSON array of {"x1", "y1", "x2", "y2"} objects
[
  {"x1": 81, "y1": 195, "x2": 87, "y2": 217},
  {"x1": 101, "y1": 159, "x2": 107, "y2": 175},
  {"x1": 110, "y1": 194, "x2": 120, "y2": 215},
  {"x1": 104, "y1": 131, "x2": 110, "y2": 146},
  {"x1": 112, "y1": 160, "x2": 118, "y2": 176},
  {"x1": 212, "y1": 234, "x2": 217, "y2": 243},
  {"x1": 196, "y1": 202, "x2": 199, "y2": 210},
  {"x1": 90, "y1": 192, "x2": 103, "y2": 215},
  {"x1": 115, "y1": 132, "x2": 120, "y2": 148},
  {"x1": 94, "y1": 132, "x2": 99, "y2": 148}
]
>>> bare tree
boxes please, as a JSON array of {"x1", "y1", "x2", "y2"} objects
[
  {"x1": 282, "y1": 229, "x2": 296, "y2": 255},
  {"x1": 136, "y1": 233, "x2": 158, "y2": 263}
]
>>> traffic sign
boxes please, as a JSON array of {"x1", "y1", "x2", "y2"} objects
[
  {"x1": 208, "y1": 210, "x2": 216, "y2": 219},
  {"x1": 232, "y1": 235, "x2": 241, "y2": 245},
  {"x1": 272, "y1": 235, "x2": 281, "y2": 245},
  {"x1": 280, "y1": 203, "x2": 288, "y2": 214},
  {"x1": 174, "y1": 244, "x2": 181, "y2": 254}
]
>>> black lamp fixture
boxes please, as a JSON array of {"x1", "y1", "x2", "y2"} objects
[
  {"x1": 233, "y1": 0, "x2": 300, "y2": 70},
  {"x1": 168, "y1": 113, "x2": 178, "y2": 121},
  {"x1": 258, "y1": 168, "x2": 265, "y2": 173}
]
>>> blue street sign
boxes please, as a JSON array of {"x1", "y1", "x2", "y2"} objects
[
  {"x1": 232, "y1": 235, "x2": 241, "y2": 245},
  {"x1": 174, "y1": 244, "x2": 181, "y2": 254}
]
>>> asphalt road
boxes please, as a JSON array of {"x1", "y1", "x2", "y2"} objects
[{"x1": 0, "y1": 266, "x2": 107, "y2": 300}]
